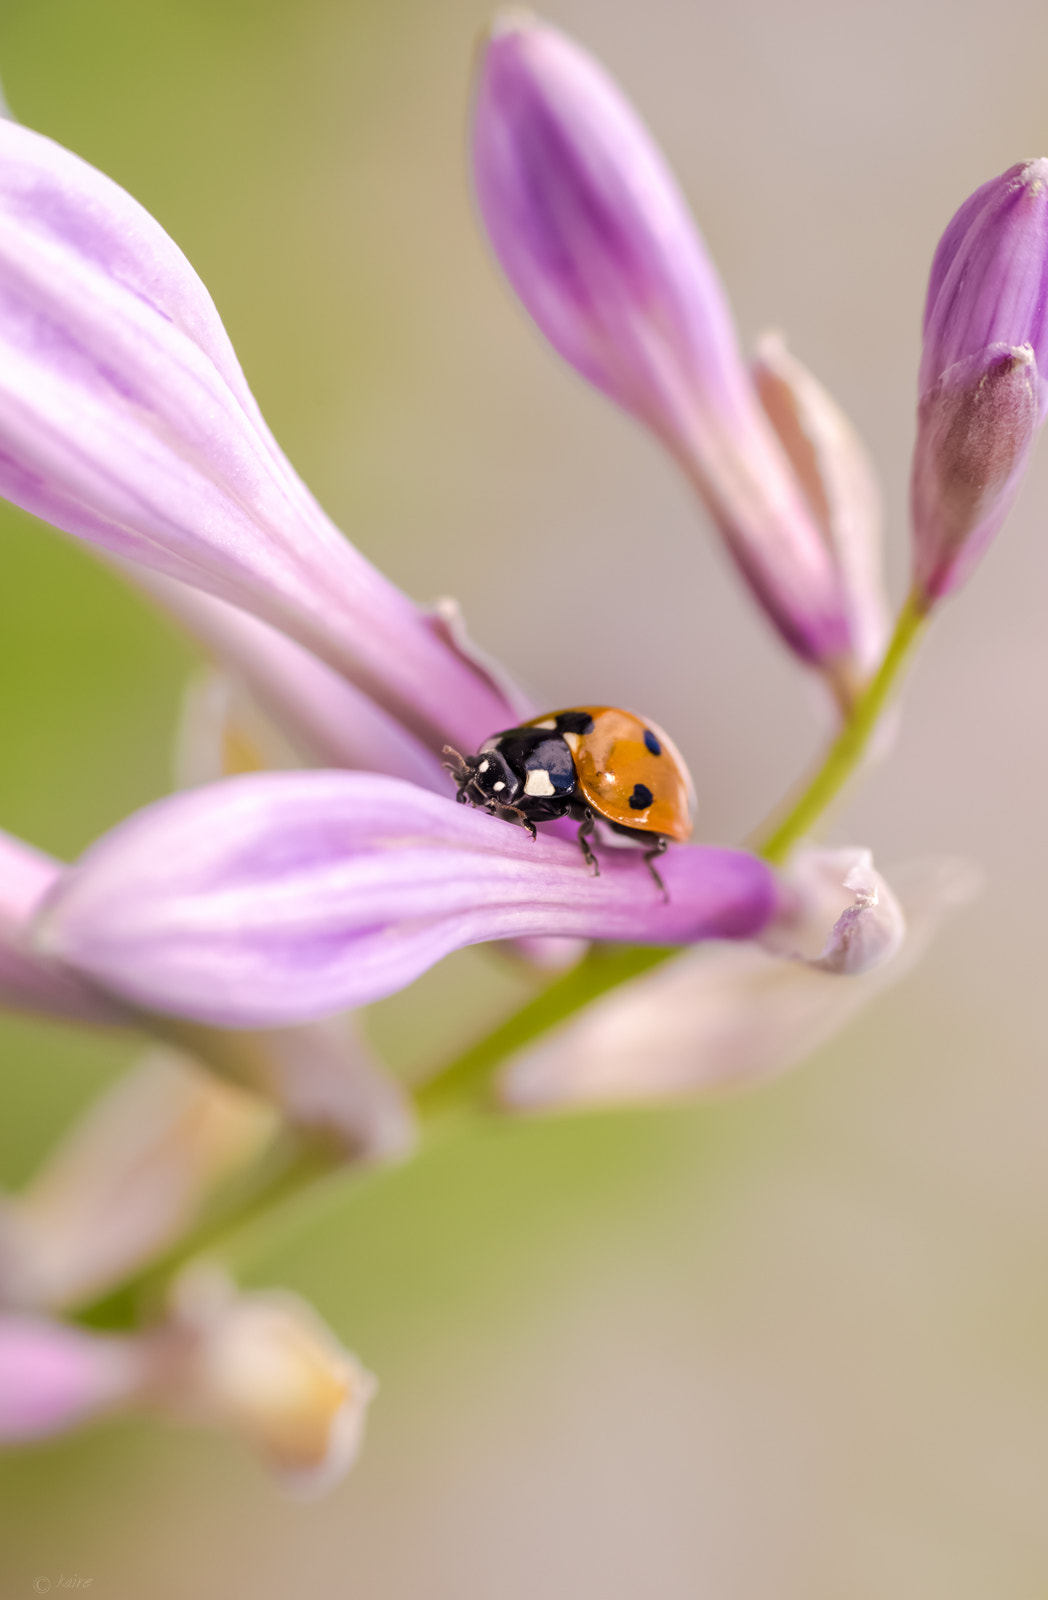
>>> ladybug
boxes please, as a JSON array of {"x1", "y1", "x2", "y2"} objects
[{"x1": 443, "y1": 706, "x2": 695, "y2": 895}]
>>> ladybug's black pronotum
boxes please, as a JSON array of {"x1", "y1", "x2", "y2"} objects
[{"x1": 444, "y1": 705, "x2": 695, "y2": 894}]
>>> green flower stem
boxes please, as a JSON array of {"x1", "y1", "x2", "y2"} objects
[
  {"x1": 415, "y1": 942, "x2": 678, "y2": 1119},
  {"x1": 77, "y1": 1133, "x2": 339, "y2": 1328},
  {"x1": 754, "y1": 592, "x2": 927, "y2": 866}
]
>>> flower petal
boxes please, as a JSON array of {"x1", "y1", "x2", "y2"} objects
[
  {"x1": 760, "y1": 846, "x2": 906, "y2": 976},
  {"x1": 473, "y1": 17, "x2": 853, "y2": 676},
  {"x1": 753, "y1": 333, "x2": 888, "y2": 680},
  {"x1": 151, "y1": 568, "x2": 447, "y2": 793},
  {"x1": 0, "y1": 827, "x2": 125, "y2": 1023},
  {"x1": 34, "y1": 773, "x2": 780, "y2": 1027},
  {"x1": 167, "y1": 1015, "x2": 417, "y2": 1162},
  {"x1": 499, "y1": 856, "x2": 977, "y2": 1110},
  {"x1": 912, "y1": 342, "x2": 1040, "y2": 603},
  {"x1": 0, "y1": 119, "x2": 517, "y2": 752},
  {"x1": 0, "y1": 1314, "x2": 143, "y2": 1439},
  {"x1": 162, "y1": 1269, "x2": 375, "y2": 1496},
  {"x1": 922, "y1": 159, "x2": 1048, "y2": 396}
]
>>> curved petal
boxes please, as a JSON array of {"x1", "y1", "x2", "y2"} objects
[
  {"x1": 752, "y1": 334, "x2": 888, "y2": 679},
  {"x1": 149, "y1": 569, "x2": 447, "y2": 793},
  {"x1": 34, "y1": 773, "x2": 780, "y2": 1027},
  {"x1": 760, "y1": 847, "x2": 906, "y2": 975},
  {"x1": 0, "y1": 119, "x2": 516, "y2": 752}
]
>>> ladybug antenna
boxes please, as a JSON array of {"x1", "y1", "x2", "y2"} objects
[
  {"x1": 442, "y1": 744, "x2": 472, "y2": 784},
  {"x1": 442, "y1": 746, "x2": 492, "y2": 811}
]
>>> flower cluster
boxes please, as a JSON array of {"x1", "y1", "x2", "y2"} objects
[{"x1": 0, "y1": 13, "x2": 1041, "y2": 1489}]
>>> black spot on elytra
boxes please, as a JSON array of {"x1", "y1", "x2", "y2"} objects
[
  {"x1": 556, "y1": 711, "x2": 595, "y2": 736},
  {"x1": 629, "y1": 783, "x2": 654, "y2": 810},
  {"x1": 643, "y1": 729, "x2": 661, "y2": 756}
]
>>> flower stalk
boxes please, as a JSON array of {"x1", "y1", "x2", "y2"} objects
[{"x1": 753, "y1": 593, "x2": 928, "y2": 866}]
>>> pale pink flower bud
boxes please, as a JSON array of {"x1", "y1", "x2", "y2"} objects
[{"x1": 162, "y1": 1271, "x2": 375, "y2": 1497}]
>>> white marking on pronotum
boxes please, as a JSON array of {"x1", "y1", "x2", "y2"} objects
[
  {"x1": 493, "y1": 781, "x2": 506, "y2": 792},
  {"x1": 524, "y1": 769, "x2": 556, "y2": 797},
  {"x1": 478, "y1": 760, "x2": 490, "y2": 773},
  {"x1": 533, "y1": 718, "x2": 557, "y2": 730},
  {"x1": 563, "y1": 731, "x2": 581, "y2": 753}
]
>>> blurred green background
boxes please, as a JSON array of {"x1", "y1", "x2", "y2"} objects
[{"x1": 3, "y1": 0, "x2": 1048, "y2": 1594}]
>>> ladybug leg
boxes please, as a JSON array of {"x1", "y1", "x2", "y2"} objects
[
  {"x1": 643, "y1": 836, "x2": 669, "y2": 902},
  {"x1": 494, "y1": 801, "x2": 538, "y2": 841},
  {"x1": 577, "y1": 809, "x2": 600, "y2": 876}
]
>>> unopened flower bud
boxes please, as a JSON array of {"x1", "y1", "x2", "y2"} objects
[
  {"x1": 473, "y1": 15, "x2": 856, "y2": 682},
  {"x1": 912, "y1": 160, "x2": 1048, "y2": 604},
  {"x1": 165, "y1": 1271, "x2": 375, "y2": 1496}
]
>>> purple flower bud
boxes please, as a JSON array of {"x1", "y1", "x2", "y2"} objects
[
  {"x1": 912, "y1": 160, "x2": 1048, "y2": 604},
  {"x1": 472, "y1": 17, "x2": 855, "y2": 679}
]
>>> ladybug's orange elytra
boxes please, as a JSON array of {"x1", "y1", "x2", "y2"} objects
[{"x1": 443, "y1": 705, "x2": 696, "y2": 895}]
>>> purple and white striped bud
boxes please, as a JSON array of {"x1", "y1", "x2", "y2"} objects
[
  {"x1": 912, "y1": 160, "x2": 1048, "y2": 605},
  {"x1": 472, "y1": 16, "x2": 857, "y2": 687}
]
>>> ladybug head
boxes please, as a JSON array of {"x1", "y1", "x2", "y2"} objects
[{"x1": 442, "y1": 743, "x2": 521, "y2": 809}]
